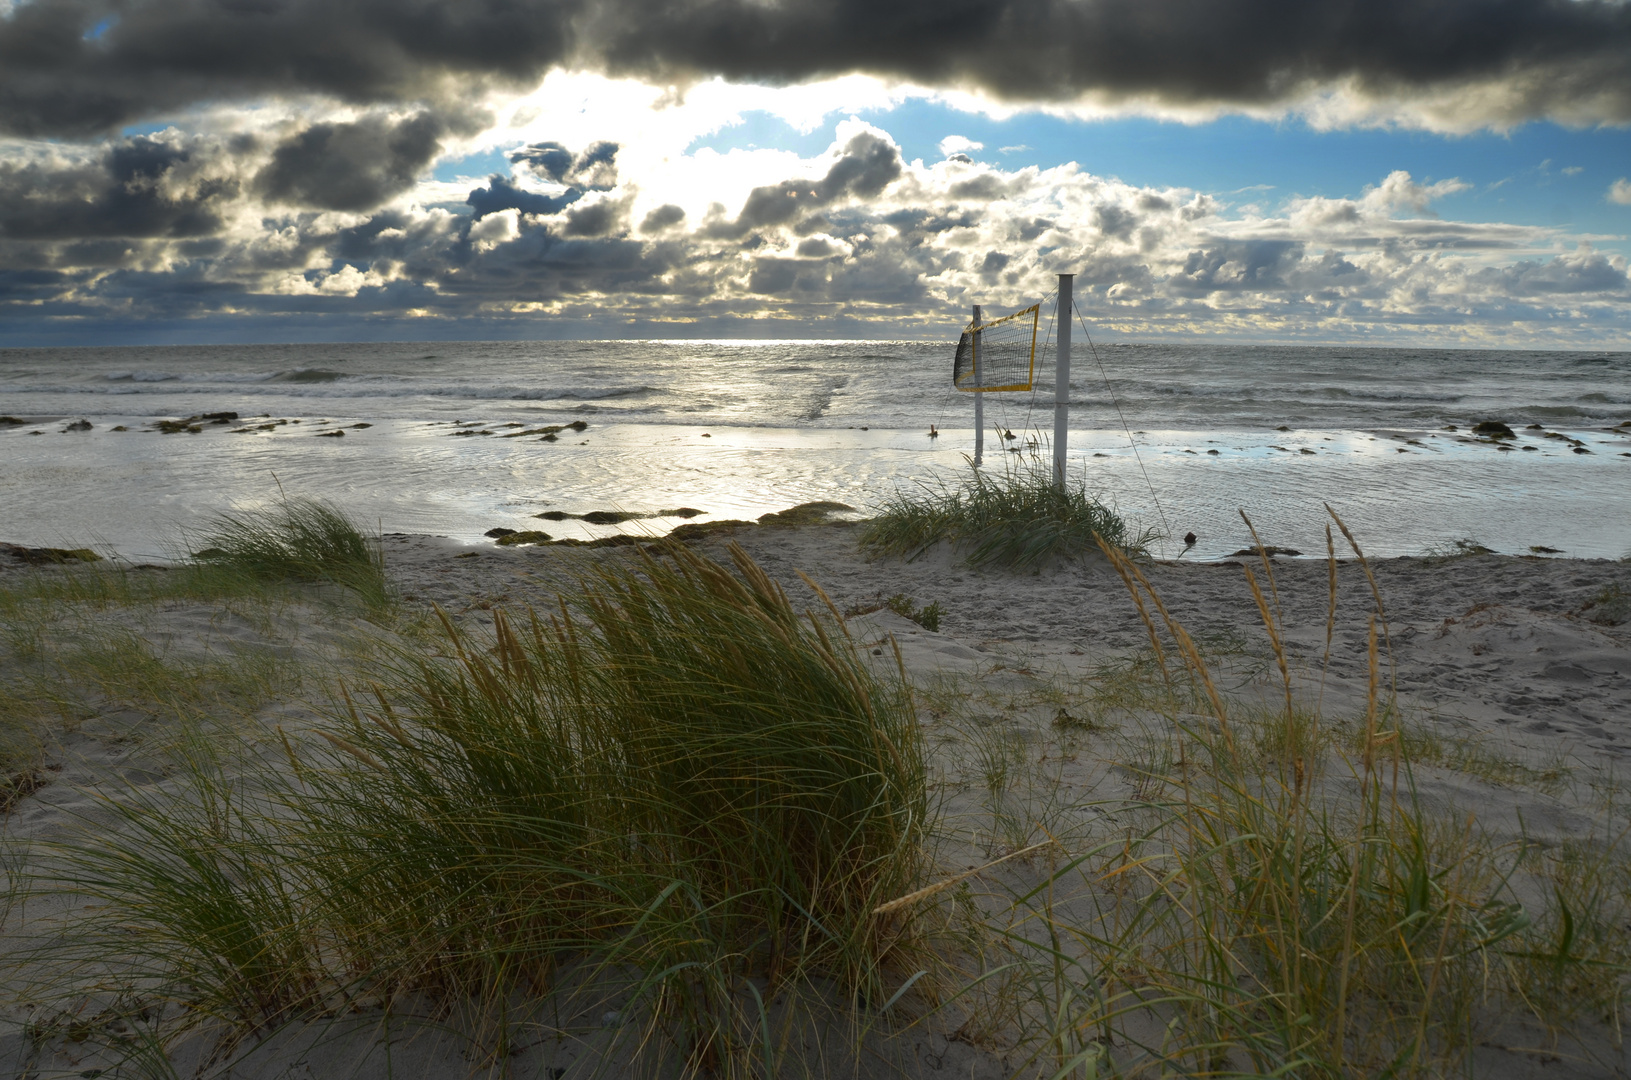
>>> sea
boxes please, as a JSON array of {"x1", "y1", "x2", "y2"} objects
[{"x1": 2, "y1": 340, "x2": 1628, "y2": 562}]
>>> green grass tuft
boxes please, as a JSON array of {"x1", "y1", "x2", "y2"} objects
[
  {"x1": 190, "y1": 497, "x2": 390, "y2": 609},
  {"x1": 40, "y1": 542, "x2": 930, "y2": 1069},
  {"x1": 860, "y1": 455, "x2": 1154, "y2": 568}
]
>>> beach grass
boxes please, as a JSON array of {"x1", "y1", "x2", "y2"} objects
[
  {"x1": 12, "y1": 509, "x2": 1631, "y2": 1077},
  {"x1": 860, "y1": 454, "x2": 1155, "y2": 568},
  {"x1": 927, "y1": 522, "x2": 1631, "y2": 1077},
  {"x1": 34, "y1": 541, "x2": 930, "y2": 1071},
  {"x1": 190, "y1": 496, "x2": 391, "y2": 610}
]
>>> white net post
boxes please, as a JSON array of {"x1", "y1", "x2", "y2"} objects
[
  {"x1": 972, "y1": 303, "x2": 983, "y2": 466},
  {"x1": 1054, "y1": 275, "x2": 1073, "y2": 486}
]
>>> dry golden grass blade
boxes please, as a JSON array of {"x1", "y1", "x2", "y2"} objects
[
  {"x1": 1238, "y1": 508, "x2": 1285, "y2": 628},
  {"x1": 1241, "y1": 565, "x2": 1295, "y2": 722},
  {"x1": 1326, "y1": 502, "x2": 1397, "y2": 695},
  {"x1": 1094, "y1": 534, "x2": 1169, "y2": 681},
  {"x1": 874, "y1": 840, "x2": 1053, "y2": 917}
]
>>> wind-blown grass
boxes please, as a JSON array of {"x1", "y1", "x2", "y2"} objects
[
  {"x1": 944, "y1": 514, "x2": 1631, "y2": 1077},
  {"x1": 860, "y1": 455, "x2": 1154, "y2": 568},
  {"x1": 39, "y1": 541, "x2": 930, "y2": 1072},
  {"x1": 190, "y1": 497, "x2": 390, "y2": 609}
]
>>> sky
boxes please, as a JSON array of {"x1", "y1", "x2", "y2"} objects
[{"x1": 2, "y1": 0, "x2": 1630, "y2": 346}]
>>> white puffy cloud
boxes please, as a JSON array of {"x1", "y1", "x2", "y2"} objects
[
  {"x1": 1, "y1": 101, "x2": 1627, "y2": 345},
  {"x1": 1609, "y1": 178, "x2": 1631, "y2": 205}
]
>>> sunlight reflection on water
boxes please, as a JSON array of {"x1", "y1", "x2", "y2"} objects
[{"x1": 4, "y1": 418, "x2": 1626, "y2": 562}]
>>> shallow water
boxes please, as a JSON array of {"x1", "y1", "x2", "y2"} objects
[{"x1": 2, "y1": 340, "x2": 1628, "y2": 560}]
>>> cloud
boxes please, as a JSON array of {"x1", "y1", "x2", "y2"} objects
[
  {"x1": 1610, "y1": 178, "x2": 1631, "y2": 205},
  {"x1": 703, "y1": 123, "x2": 903, "y2": 239},
  {"x1": 510, "y1": 140, "x2": 620, "y2": 189},
  {"x1": 0, "y1": 134, "x2": 237, "y2": 240},
  {"x1": 938, "y1": 135, "x2": 983, "y2": 158},
  {"x1": 639, "y1": 203, "x2": 686, "y2": 232},
  {"x1": 256, "y1": 112, "x2": 448, "y2": 212},
  {"x1": 3, "y1": 0, "x2": 1631, "y2": 139},
  {"x1": 2, "y1": 119, "x2": 1629, "y2": 345},
  {"x1": 466, "y1": 174, "x2": 582, "y2": 219}
]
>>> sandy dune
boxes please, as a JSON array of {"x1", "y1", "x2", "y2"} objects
[{"x1": 3, "y1": 524, "x2": 1629, "y2": 1078}]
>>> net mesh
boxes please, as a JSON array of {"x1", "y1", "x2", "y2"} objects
[{"x1": 953, "y1": 304, "x2": 1040, "y2": 392}]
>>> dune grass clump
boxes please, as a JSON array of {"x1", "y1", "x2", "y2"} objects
[
  {"x1": 953, "y1": 515, "x2": 1631, "y2": 1077},
  {"x1": 861, "y1": 455, "x2": 1154, "y2": 568},
  {"x1": 42, "y1": 542, "x2": 929, "y2": 1071},
  {"x1": 190, "y1": 497, "x2": 389, "y2": 609}
]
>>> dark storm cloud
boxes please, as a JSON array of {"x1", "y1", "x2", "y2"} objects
[
  {"x1": 9, "y1": 0, "x2": 1630, "y2": 138},
  {"x1": 256, "y1": 112, "x2": 448, "y2": 212},
  {"x1": 708, "y1": 130, "x2": 902, "y2": 239},
  {"x1": 0, "y1": 135, "x2": 234, "y2": 239},
  {"x1": 561, "y1": 196, "x2": 627, "y2": 237},
  {"x1": 466, "y1": 174, "x2": 583, "y2": 219},
  {"x1": 639, "y1": 203, "x2": 686, "y2": 232},
  {"x1": 1472, "y1": 250, "x2": 1630, "y2": 295},
  {"x1": 510, "y1": 140, "x2": 620, "y2": 189},
  {"x1": 590, "y1": 0, "x2": 1631, "y2": 122},
  {"x1": 1169, "y1": 240, "x2": 1303, "y2": 294},
  {"x1": 0, "y1": 0, "x2": 580, "y2": 136}
]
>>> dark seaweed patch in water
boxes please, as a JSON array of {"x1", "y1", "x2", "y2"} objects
[{"x1": 276, "y1": 368, "x2": 346, "y2": 383}]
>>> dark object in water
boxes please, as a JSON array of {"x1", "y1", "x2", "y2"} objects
[
  {"x1": 1529, "y1": 546, "x2": 1563, "y2": 554},
  {"x1": 154, "y1": 411, "x2": 239, "y2": 434},
  {"x1": 668, "y1": 520, "x2": 755, "y2": 542},
  {"x1": 315, "y1": 429, "x2": 345, "y2": 437},
  {"x1": 1472, "y1": 421, "x2": 1515, "y2": 438},
  {"x1": 759, "y1": 501, "x2": 855, "y2": 527},
  {"x1": 536, "y1": 511, "x2": 572, "y2": 521},
  {"x1": 0, "y1": 416, "x2": 24, "y2": 425},
  {"x1": 582, "y1": 510, "x2": 639, "y2": 525},
  {"x1": 1227, "y1": 545, "x2": 1301, "y2": 558},
  {"x1": 1572, "y1": 446, "x2": 1592, "y2": 454},
  {"x1": 2, "y1": 542, "x2": 101, "y2": 564},
  {"x1": 484, "y1": 528, "x2": 517, "y2": 538},
  {"x1": 63, "y1": 419, "x2": 91, "y2": 432},
  {"x1": 1276, "y1": 425, "x2": 1291, "y2": 431},
  {"x1": 495, "y1": 530, "x2": 552, "y2": 546},
  {"x1": 548, "y1": 534, "x2": 642, "y2": 548},
  {"x1": 1184, "y1": 532, "x2": 1197, "y2": 546}
]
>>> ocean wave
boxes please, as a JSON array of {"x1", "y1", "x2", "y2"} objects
[
  {"x1": 1524, "y1": 404, "x2": 1619, "y2": 419},
  {"x1": 5, "y1": 380, "x2": 656, "y2": 402},
  {"x1": 104, "y1": 370, "x2": 180, "y2": 382},
  {"x1": 104, "y1": 369, "x2": 280, "y2": 384},
  {"x1": 1316, "y1": 388, "x2": 1468, "y2": 403},
  {"x1": 274, "y1": 368, "x2": 348, "y2": 383}
]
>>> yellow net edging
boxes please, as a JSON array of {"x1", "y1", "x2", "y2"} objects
[{"x1": 953, "y1": 303, "x2": 1040, "y2": 393}]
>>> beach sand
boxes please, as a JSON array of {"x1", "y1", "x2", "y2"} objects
[{"x1": 2, "y1": 521, "x2": 1628, "y2": 1078}]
